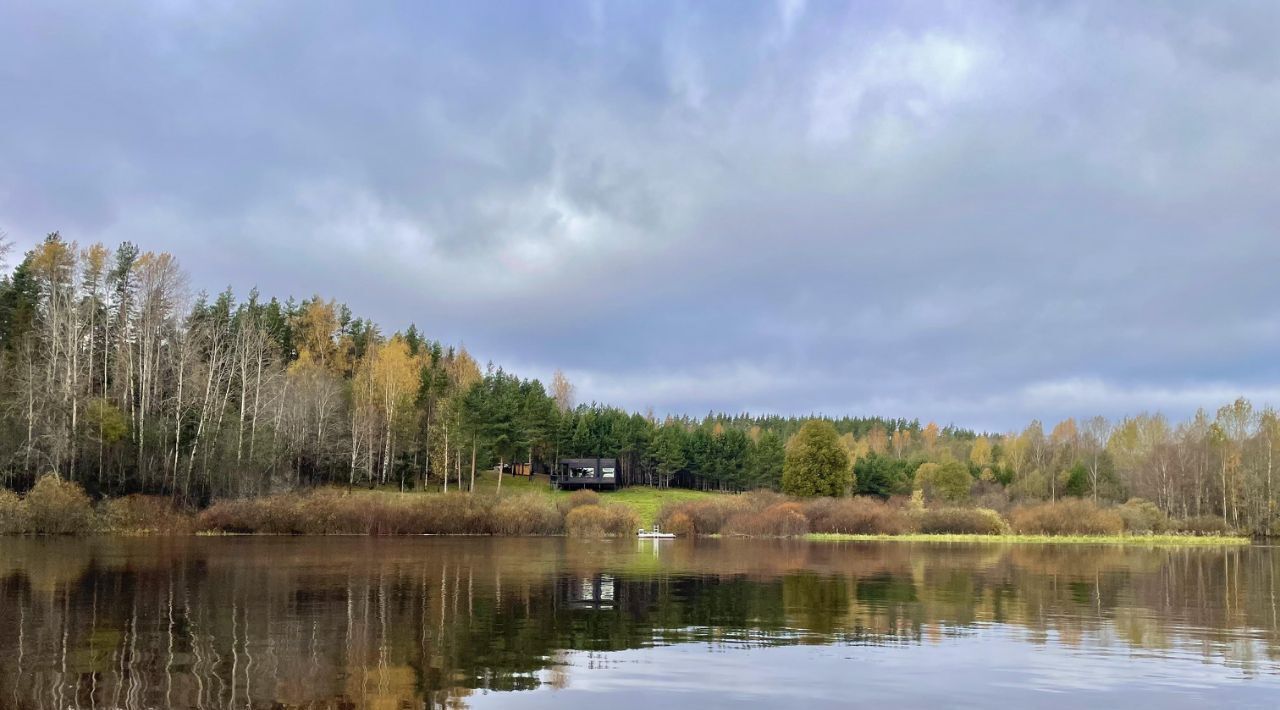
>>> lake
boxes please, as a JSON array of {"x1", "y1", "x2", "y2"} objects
[{"x1": 0, "y1": 537, "x2": 1277, "y2": 709}]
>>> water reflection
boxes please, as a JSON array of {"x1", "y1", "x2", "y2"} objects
[{"x1": 0, "y1": 537, "x2": 1276, "y2": 708}]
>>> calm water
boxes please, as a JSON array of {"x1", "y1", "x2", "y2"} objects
[{"x1": 1, "y1": 538, "x2": 1278, "y2": 709}]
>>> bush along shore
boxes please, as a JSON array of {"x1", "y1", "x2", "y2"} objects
[
  {"x1": 0, "y1": 476, "x2": 641, "y2": 537},
  {"x1": 0, "y1": 474, "x2": 1252, "y2": 543},
  {"x1": 652, "y1": 491, "x2": 1248, "y2": 543}
]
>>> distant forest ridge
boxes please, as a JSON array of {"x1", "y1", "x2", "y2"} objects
[{"x1": 1, "y1": 234, "x2": 1276, "y2": 533}]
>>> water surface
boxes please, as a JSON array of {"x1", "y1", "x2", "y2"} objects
[{"x1": 1, "y1": 537, "x2": 1277, "y2": 708}]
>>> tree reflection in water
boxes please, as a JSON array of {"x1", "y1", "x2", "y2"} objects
[{"x1": 0, "y1": 537, "x2": 1276, "y2": 708}]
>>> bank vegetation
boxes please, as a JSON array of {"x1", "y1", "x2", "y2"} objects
[{"x1": 0, "y1": 474, "x2": 1248, "y2": 542}]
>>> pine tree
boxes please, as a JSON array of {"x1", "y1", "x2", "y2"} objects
[{"x1": 782, "y1": 420, "x2": 852, "y2": 497}]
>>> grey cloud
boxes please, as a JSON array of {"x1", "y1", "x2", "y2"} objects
[{"x1": 2, "y1": 0, "x2": 1278, "y2": 429}]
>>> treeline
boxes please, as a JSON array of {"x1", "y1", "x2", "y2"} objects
[
  {"x1": 1, "y1": 234, "x2": 1278, "y2": 533},
  {"x1": 0, "y1": 233, "x2": 884, "y2": 500}
]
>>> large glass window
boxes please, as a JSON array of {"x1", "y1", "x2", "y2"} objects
[{"x1": 602, "y1": 467, "x2": 615, "y2": 479}]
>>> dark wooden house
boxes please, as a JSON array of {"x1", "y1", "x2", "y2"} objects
[
  {"x1": 506, "y1": 462, "x2": 547, "y2": 477},
  {"x1": 551, "y1": 457, "x2": 620, "y2": 490}
]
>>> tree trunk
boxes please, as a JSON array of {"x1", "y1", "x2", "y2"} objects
[
  {"x1": 172, "y1": 348, "x2": 185, "y2": 497},
  {"x1": 469, "y1": 436, "x2": 476, "y2": 494},
  {"x1": 249, "y1": 353, "x2": 264, "y2": 463},
  {"x1": 237, "y1": 343, "x2": 248, "y2": 465},
  {"x1": 422, "y1": 404, "x2": 433, "y2": 490},
  {"x1": 1222, "y1": 459, "x2": 1229, "y2": 523},
  {"x1": 348, "y1": 408, "x2": 360, "y2": 490},
  {"x1": 381, "y1": 415, "x2": 393, "y2": 485}
]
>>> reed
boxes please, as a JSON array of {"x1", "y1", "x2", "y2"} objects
[
  {"x1": 558, "y1": 489, "x2": 601, "y2": 516},
  {"x1": 803, "y1": 496, "x2": 913, "y2": 535},
  {"x1": 916, "y1": 507, "x2": 1008, "y2": 535},
  {"x1": 492, "y1": 493, "x2": 564, "y2": 535},
  {"x1": 565, "y1": 504, "x2": 639, "y2": 537},
  {"x1": 722, "y1": 502, "x2": 810, "y2": 537},
  {"x1": 99, "y1": 495, "x2": 194, "y2": 534},
  {"x1": 1170, "y1": 514, "x2": 1231, "y2": 536},
  {"x1": 1010, "y1": 499, "x2": 1124, "y2": 535},
  {"x1": 0, "y1": 475, "x2": 1253, "y2": 543}
]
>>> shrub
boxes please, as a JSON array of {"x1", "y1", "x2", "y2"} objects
[
  {"x1": 98, "y1": 495, "x2": 193, "y2": 534},
  {"x1": 666, "y1": 511, "x2": 695, "y2": 537},
  {"x1": 738, "y1": 490, "x2": 790, "y2": 511},
  {"x1": 197, "y1": 494, "x2": 331, "y2": 534},
  {"x1": 332, "y1": 494, "x2": 398, "y2": 534},
  {"x1": 565, "y1": 504, "x2": 639, "y2": 537},
  {"x1": 250, "y1": 496, "x2": 308, "y2": 534},
  {"x1": 916, "y1": 507, "x2": 1008, "y2": 535},
  {"x1": 657, "y1": 498, "x2": 740, "y2": 535},
  {"x1": 559, "y1": 489, "x2": 600, "y2": 514},
  {"x1": 1117, "y1": 498, "x2": 1168, "y2": 534},
  {"x1": 799, "y1": 497, "x2": 836, "y2": 526},
  {"x1": 195, "y1": 498, "x2": 254, "y2": 533},
  {"x1": 414, "y1": 493, "x2": 492, "y2": 534},
  {"x1": 723, "y1": 502, "x2": 809, "y2": 537},
  {"x1": 194, "y1": 490, "x2": 502, "y2": 535},
  {"x1": 197, "y1": 497, "x2": 282, "y2": 533},
  {"x1": 24, "y1": 474, "x2": 95, "y2": 534},
  {"x1": 354, "y1": 493, "x2": 492, "y2": 535},
  {"x1": 804, "y1": 496, "x2": 913, "y2": 535},
  {"x1": 1171, "y1": 515, "x2": 1230, "y2": 536},
  {"x1": 1009, "y1": 499, "x2": 1123, "y2": 535},
  {"x1": 491, "y1": 494, "x2": 563, "y2": 535},
  {"x1": 296, "y1": 489, "x2": 355, "y2": 533},
  {"x1": 0, "y1": 488, "x2": 26, "y2": 533}
]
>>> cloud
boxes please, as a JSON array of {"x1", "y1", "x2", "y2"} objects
[
  {"x1": 808, "y1": 30, "x2": 987, "y2": 143},
  {"x1": 1, "y1": 0, "x2": 1278, "y2": 429}
]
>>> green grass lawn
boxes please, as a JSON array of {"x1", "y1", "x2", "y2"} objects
[
  {"x1": 468, "y1": 470, "x2": 555, "y2": 497},
  {"x1": 371, "y1": 470, "x2": 554, "y2": 497},
  {"x1": 601, "y1": 486, "x2": 721, "y2": 526}
]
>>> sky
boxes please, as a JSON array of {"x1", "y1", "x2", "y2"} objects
[{"x1": 2, "y1": 1, "x2": 1279, "y2": 432}]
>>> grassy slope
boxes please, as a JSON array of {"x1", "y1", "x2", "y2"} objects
[{"x1": 602, "y1": 487, "x2": 722, "y2": 527}]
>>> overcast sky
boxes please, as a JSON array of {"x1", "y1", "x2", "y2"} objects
[{"x1": 3, "y1": 1, "x2": 1279, "y2": 431}]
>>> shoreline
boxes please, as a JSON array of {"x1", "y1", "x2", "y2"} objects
[
  {"x1": 2, "y1": 479, "x2": 1254, "y2": 541},
  {"x1": 804, "y1": 532, "x2": 1252, "y2": 545},
  {"x1": 0, "y1": 531, "x2": 1255, "y2": 545}
]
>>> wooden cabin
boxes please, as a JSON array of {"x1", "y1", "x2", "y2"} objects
[
  {"x1": 510, "y1": 462, "x2": 544, "y2": 476},
  {"x1": 551, "y1": 457, "x2": 620, "y2": 490},
  {"x1": 497, "y1": 462, "x2": 546, "y2": 476}
]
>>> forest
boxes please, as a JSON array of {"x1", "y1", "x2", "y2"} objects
[{"x1": 1, "y1": 233, "x2": 1278, "y2": 534}]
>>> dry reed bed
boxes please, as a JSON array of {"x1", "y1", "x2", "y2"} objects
[
  {"x1": 0, "y1": 474, "x2": 637, "y2": 537},
  {"x1": 656, "y1": 491, "x2": 1240, "y2": 538},
  {"x1": 0, "y1": 474, "x2": 1249, "y2": 539}
]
